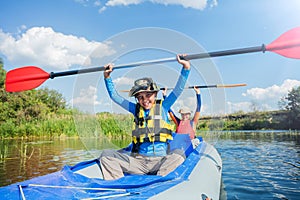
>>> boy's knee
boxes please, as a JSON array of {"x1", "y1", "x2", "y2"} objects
[
  {"x1": 171, "y1": 149, "x2": 186, "y2": 159},
  {"x1": 100, "y1": 149, "x2": 116, "y2": 157}
]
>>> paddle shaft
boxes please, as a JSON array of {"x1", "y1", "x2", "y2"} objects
[
  {"x1": 159, "y1": 85, "x2": 218, "y2": 90},
  {"x1": 49, "y1": 45, "x2": 265, "y2": 79},
  {"x1": 160, "y1": 84, "x2": 238, "y2": 90},
  {"x1": 119, "y1": 83, "x2": 246, "y2": 92},
  {"x1": 160, "y1": 83, "x2": 246, "y2": 90}
]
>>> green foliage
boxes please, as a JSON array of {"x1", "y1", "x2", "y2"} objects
[
  {"x1": 97, "y1": 112, "x2": 132, "y2": 138},
  {"x1": 0, "y1": 87, "x2": 67, "y2": 125},
  {"x1": 198, "y1": 110, "x2": 293, "y2": 131},
  {"x1": 35, "y1": 88, "x2": 66, "y2": 112},
  {"x1": 0, "y1": 58, "x2": 5, "y2": 88},
  {"x1": 281, "y1": 86, "x2": 300, "y2": 129},
  {"x1": 219, "y1": 95, "x2": 298, "y2": 131},
  {"x1": 0, "y1": 115, "x2": 77, "y2": 138},
  {"x1": 0, "y1": 120, "x2": 15, "y2": 137},
  {"x1": 0, "y1": 58, "x2": 131, "y2": 138},
  {"x1": 223, "y1": 119, "x2": 242, "y2": 130},
  {"x1": 38, "y1": 115, "x2": 77, "y2": 137},
  {"x1": 197, "y1": 121, "x2": 209, "y2": 131},
  {"x1": 0, "y1": 59, "x2": 72, "y2": 138}
]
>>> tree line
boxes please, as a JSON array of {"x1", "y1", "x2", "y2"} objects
[
  {"x1": 0, "y1": 58, "x2": 299, "y2": 138},
  {"x1": 198, "y1": 86, "x2": 300, "y2": 130},
  {"x1": 0, "y1": 59, "x2": 75, "y2": 138},
  {"x1": 0, "y1": 58, "x2": 132, "y2": 139}
]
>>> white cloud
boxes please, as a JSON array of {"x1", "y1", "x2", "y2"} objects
[
  {"x1": 0, "y1": 27, "x2": 115, "y2": 70},
  {"x1": 98, "y1": 6, "x2": 107, "y2": 13},
  {"x1": 224, "y1": 79, "x2": 300, "y2": 114},
  {"x1": 97, "y1": 0, "x2": 218, "y2": 13},
  {"x1": 106, "y1": 0, "x2": 142, "y2": 6},
  {"x1": 150, "y1": 0, "x2": 217, "y2": 10},
  {"x1": 226, "y1": 101, "x2": 277, "y2": 114},
  {"x1": 71, "y1": 85, "x2": 101, "y2": 106},
  {"x1": 242, "y1": 79, "x2": 300, "y2": 100},
  {"x1": 114, "y1": 76, "x2": 134, "y2": 86},
  {"x1": 94, "y1": 0, "x2": 102, "y2": 6},
  {"x1": 171, "y1": 95, "x2": 197, "y2": 114},
  {"x1": 227, "y1": 101, "x2": 252, "y2": 114},
  {"x1": 74, "y1": 0, "x2": 89, "y2": 6},
  {"x1": 16, "y1": 25, "x2": 27, "y2": 35}
]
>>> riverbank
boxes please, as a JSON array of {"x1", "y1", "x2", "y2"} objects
[
  {"x1": 1, "y1": 110, "x2": 299, "y2": 139},
  {"x1": 198, "y1": 110, "x2": 296, "y2": 131}
]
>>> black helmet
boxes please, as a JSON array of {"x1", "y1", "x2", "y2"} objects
[{"x1": 129, "y1": 77, "x2": 160, "y2": 97}]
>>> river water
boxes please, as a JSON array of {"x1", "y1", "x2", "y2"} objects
[{"x1": 0, "y1": 131, "x2": 299, "y2": 199}]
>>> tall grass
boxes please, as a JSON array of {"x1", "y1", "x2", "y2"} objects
[
  {"x1": 0, "y1": 114, "x2": 77, "y2": 138},
  {"x1": 1, "y1": 109, "x2": 296, "y2": 139},
  {"x1": 0, "y1": 112, "x2": 132, "y2": 140}
]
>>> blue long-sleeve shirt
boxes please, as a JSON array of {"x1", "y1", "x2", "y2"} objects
[{"x1": 104, "y1": 68, "x2": 190, "y2": 156}]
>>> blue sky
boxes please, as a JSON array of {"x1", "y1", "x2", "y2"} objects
[{"x1": 1, "y1": 0, "x2": 300, "y2": 116}]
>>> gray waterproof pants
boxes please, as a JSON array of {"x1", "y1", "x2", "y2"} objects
[{"x1": 99, "y1": 149, "x2": 185, "y2": 180}]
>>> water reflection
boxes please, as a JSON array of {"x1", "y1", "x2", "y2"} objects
[
  {"x1": 201, "y1": 130, "x2": 300, "y2": 144},
  {"x1": 0, "y1": 137, "x2": 130, "y2": 187},
  {"x1": 212, "y1": 131, "x2": 300, "y2": 200},
  {"x1": 0, "y1": 131, "x2": 299, "y2": 200}
]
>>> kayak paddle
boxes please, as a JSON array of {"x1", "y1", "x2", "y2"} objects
[
  {"x1": 5, "y1": 27, "x2": 300, "y2": 92},
  {"x1": 120, "y1": 83, "x2": 247, "y2": 92},
  {"x1": 160, "y1": 83, "x2": 247, "y2": 90}
]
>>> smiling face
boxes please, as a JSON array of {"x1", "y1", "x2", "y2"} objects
[{"x1": 135, "y1": 91, "x2": 157, "y2": 110}]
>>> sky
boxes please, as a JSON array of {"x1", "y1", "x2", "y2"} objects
[{"x1": 1, "y1": 0, "x2": 300, "y2": 116}]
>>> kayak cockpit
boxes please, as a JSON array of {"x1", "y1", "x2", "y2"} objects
[{"x1": 73, "y1": 133, "x2": 195, "y2": 179}]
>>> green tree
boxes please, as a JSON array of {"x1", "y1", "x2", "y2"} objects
[
  {"x1": 35, "y1": 87, "x2": 67, "y2": 112},
  {"x1": 0, "y1": 58, "x2": 6, "y2": 88},
  {"x1": 1, "y1": 87, "x2": 67, "y2": 125},
  {"x1": 282, "y1": 86, "x2": 300, "y2": 129}
]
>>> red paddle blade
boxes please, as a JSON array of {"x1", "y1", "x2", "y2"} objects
[
  {"x1": 5, "y1": 66, "x2": 50, "y2": 92},
  {"x1": 266, "y1": 27, "x2": 300, "y2": 59}
]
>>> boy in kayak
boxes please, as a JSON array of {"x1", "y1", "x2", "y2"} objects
[
  {"x1": 99, "y1": 54, "x2": 190, "y2": 180},
  {"x1": 163, "y1": 87, "x2": 201, "y2": 148}
]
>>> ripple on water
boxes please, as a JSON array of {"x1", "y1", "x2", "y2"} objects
[{"x1": 216, "y1": 132, "x2": 300, "y2": 200}]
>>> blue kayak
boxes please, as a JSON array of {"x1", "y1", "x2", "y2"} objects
[{"x1": 0, "y1": 134, "x2": 222, "y2": 200}]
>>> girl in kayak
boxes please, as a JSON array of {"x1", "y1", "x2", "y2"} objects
[{"x1": 163, "y1": 86, "x2": 201, "y2": 148}]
